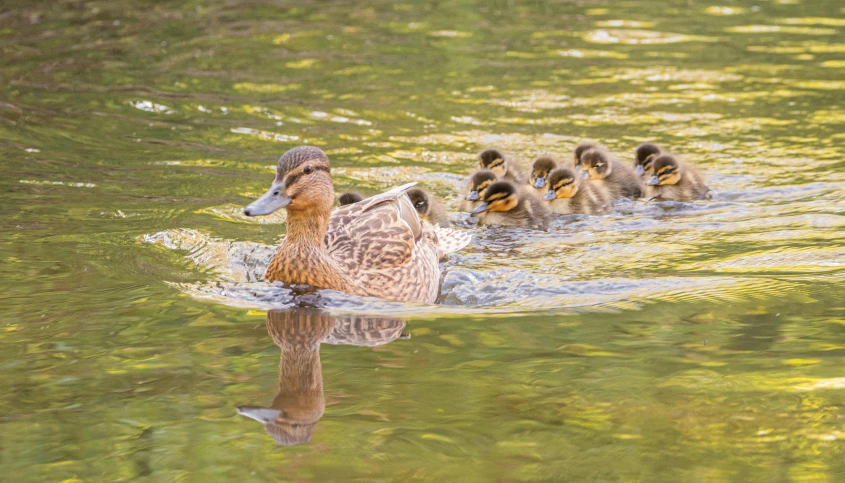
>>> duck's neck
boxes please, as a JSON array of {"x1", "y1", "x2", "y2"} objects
[{"x1": 285, "y1": 208, "x2": 331, "y2": 247}]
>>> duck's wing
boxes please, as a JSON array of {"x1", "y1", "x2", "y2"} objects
[{"x1": 324, "y1": 183, "x2": 423, "y2": 270}]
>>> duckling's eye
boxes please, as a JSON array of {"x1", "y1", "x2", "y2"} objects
[
  {"x1": 415, "y1": 202, "x2": 425, "y2": 208},
  {"x1": 304, "y1": 165, "x2": 314, "y2": 174}
]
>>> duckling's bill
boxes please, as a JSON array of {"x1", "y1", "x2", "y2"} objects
[
  {"x1": 244, "y1": 181, "x2": 291, "y2": 216},
  {"x1": 635, "y1": 165, "x2": 645, "y2": 176},
  {"x1": 466, "y1": 190, "x2": 480, "y2": 201},
  {"x1": 533, "y1": 177, "x2": 545, "y2": 189},
  {"x1": 470, "y1": 202, "x2": 489, "y2": 215},
  {"x1": 647, "y1": 175, "x2": 659, "y2": 185}
]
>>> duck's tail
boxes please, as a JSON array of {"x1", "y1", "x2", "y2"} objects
[{"x1": 434, "y1": 226, "x2": 472, "y2": 256}]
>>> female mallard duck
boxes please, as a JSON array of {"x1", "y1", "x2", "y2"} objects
[
  {"x1": 527, "y1": 156, "x2": 557, "y2": 201},
  {"x1": 470, "y1": 180, "x2": 551, "y2": 230},
  {"x1": 406, "y1": 187, "x2": 449, "y2": 228},
  {"x1": 458, "y1": 169, "x2": 498, "y2": 213},
  {"x1": 580, "y1": 147, "x2": 643, "y2": 199},
  {"x1": 543, "y1": 168, "x2": 613, "y2": 215},
  {"x1": 338, "y1": 192, "x2": 364, "y2": 206},
  {"x1": 243, "y1": 146, "x2": 471, "y2": 304},
  {"x1": 634, "y1": 143, "x2": 662, "y2": 178},
  {"x1": 645, "y1": 154, "x2": 711, "y2": 201},
  {"x1": 479, "y1": 148, "x2": 524, "y2": 183}
]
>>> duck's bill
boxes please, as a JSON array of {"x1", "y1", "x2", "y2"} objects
[
  {"x1": 237, "y1": 406, "x2": 283, "y2": 423},
  {"x1": 466, "y1": 190, "x2": 480, "y2": 201},
  {"x1": 580, "y1": 170, "x2": 590, "y2": 179},
  {"x1": 646, "y1": 175, "x2": 660, "y2": 186},
  {"x1": 635, "y1": 165, "x2": 645, "y2": 176},
  {"x1": 533, "y1": 177, "x2": 545, "y2": 189},
  {"x1": 543, "y1": 190, "x2": 556, "y2": 201},
  {"x1": 573, "y1": 164, "x2": 582, "y2": 174},
  {"x1": 470, "y1": 202, "x2": 489, "y2": 216},
  {"x1": 244, "y1": 183, "x2": 291, "y2": 216}
]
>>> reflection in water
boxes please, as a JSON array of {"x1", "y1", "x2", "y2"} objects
[{"x1": 237, "y1": 309, "x2": 407, "y2": 446}]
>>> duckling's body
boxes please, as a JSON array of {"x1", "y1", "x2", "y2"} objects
[
  {"x1": 243, "y1": 146, "x2": 471, "y2": 304},
  {"x1": 527, "y1": 156, "x2": 557, "y2": 202},
  {"x1": 479, "y1": 149, "x2": 524, "y2": 184},
  {"x1": 544, "y1": 168, "x2": 612, "y2": 215},
  {"x1": 458, "y1": 169, "x2": 498, "y2": 213},
  {"x1": 581, "y1": 147, "x2": 643, "y2": 199},
  {"x1": 338, "y1": 192, "x2": 364, "y2": 206},
  {"x1": 407, "y1": 188, "x2": 449, "y2": 228},
  {"x1": 470, "y1": 180, "x2": 551, "y2": 230},
  {"x1": 634, "y1": 143, "x2": 662, "y2": 179},
  {"x1": 645, "y1": 154, "x2": 711, "y2": 202}
]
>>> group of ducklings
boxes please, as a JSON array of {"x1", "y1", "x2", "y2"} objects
[{"x1": 342, "y1": 142, "x2": 711, "y2": 231}]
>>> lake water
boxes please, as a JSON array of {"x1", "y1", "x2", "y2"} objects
[{"x1": 2, "y1": 0, "x2": 845, "y2": 481}]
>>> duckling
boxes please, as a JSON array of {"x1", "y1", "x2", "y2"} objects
[
  {"x1": 544, "y1": 168, "x2": 613, "y2": 215},
  {"x1": 580, "y1": 147, "x2": 643, "y2": 199},
  {"x1": 470, "y1": 180, "x2": 551, "y2": 230},
  {"x1": 634, "y1": 143, "x2": 662, "y2": 178},
  {"x1": 479, "y1": 149, "x2": 524, "y2": 183},
  {"x1": 458, "y1": 169, "x2": 498, "y2": 213},
  {"x1": 338, "y1": 192, "x2": 364, "y2": 206},
  {"x1": 527, "y1": 156, "x2": 557, "y2": 201},
  {"x1": 243, "y1": 146, "x2": 472, "y2": 304},
  {"x1": 573, "y1": 142, "x2": 601, "y2": 171},
  {"x1": 407, "y1": 188, "x2": 449, "y2": 228},
  {"x1": 645, "y1": 154, "x2": 711, "y2": 201}
]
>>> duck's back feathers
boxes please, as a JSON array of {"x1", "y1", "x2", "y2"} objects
[{"x1": 433, "y1": 225, "x2": 472, "y2": 255}]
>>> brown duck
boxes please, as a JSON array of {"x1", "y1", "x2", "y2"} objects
[
  {"x1": 243, "y1": 146, "x2": 471, "y2": 304},
  {"x1": 479, "y1": 148, "x2": 524, "y2": 183},
  {"x1": 407, "y1": 187, "x2": 449, "y2": 228},
  {"x1": 470, "y1": 180, "x2": 551, "y2": 230},
  {"x1": 544, "y1": 168, "x2": 613, "y2": 215},
  {"x1": 645, "y1": 154, "x2": 711, "y2": 201},
  {"x1": 579, "y1": 147, "x2": 643, "y2": 199},
  {"x1": 527, "y1": 156, "x2": 558, "y2": 201}
]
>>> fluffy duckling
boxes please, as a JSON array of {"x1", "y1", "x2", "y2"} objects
[
  {"x1": 543, "y1": 168, "x2": 613, "y2": 215},
  {"x1": 470, "y1": 180, "x2": 551, "y2": 230},
  {"x1": 407, "y1": 188, "x2": 449, "y2": 228},
  {"x1": 527, "y1": 156, "x2": 557, "y2": 201},
  {"x1": 573, "y1": 142, "x2": 601, "y2": 171},
  {"x1": 580, "y1": 148, "x2": 643, "y2": 199},
  {"x1": 645, "y1": 154, "x2": 711, "y2": 201},
  {"x1": 634, "y1": 143, "x2": 662, "y2": 178},
  {"x1": 338, "y1": 192, "x2": 364, "y2": 206},
  {"x1": 458, "y1": 169, "x2": 498, "y2": 212},
  {"x1": 479, "y1": 149, "x2": 524, "y2": 183}
]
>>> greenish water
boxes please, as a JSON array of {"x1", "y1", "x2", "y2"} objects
[{"x1": 2, "y1": 0, "x2": 845, "y2": 481}]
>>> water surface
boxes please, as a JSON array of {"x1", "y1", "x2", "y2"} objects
[{"x1": 2, "y1": 0, "x2": 845, "y2": 481}]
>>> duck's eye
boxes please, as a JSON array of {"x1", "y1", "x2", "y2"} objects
[
  {"x1": 304, "y1": 165, "x2": 314, "y2": 174},
  {"x1": 415, "y1": 202, "x2": 424, "y2": 208}
]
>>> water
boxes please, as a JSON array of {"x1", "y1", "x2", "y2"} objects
[{"x1": 2, "y1": 0, "x2": 845, "y2": 480}]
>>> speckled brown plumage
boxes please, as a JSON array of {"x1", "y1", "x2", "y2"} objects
[{"x1": 253, "y1": 146, "x2": 467, "y2": 304}]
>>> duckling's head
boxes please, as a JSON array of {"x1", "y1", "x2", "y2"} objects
[
  {"x1": 338, "y1": 192, "x2": 363, "y2": 206},
  {"x1": 647, "y1": 155, "x2": 681, "y2": 186},
  {"x1": 581, "y1": 148, "x2": 613, "y2": 180},
  {"x1": 544, "y1": 168, "x2": 579, "y2": 201},
  {"x1": 244, "y1": 146, "x2": 333, "y2": 216},
  {"x1": 479, "y1": 149, "x2": 508, "y2": 178},
  {"x1": 406, "y1": 188, "x2": 432, "y2": 217},
  {"x1": 465, "y1": 169, "x2": 498, "y2": 201},
  {"x1": 470, "y1": 181, "x2": 518, "y2": 217},
  {"x1": 574, "y1": 143, "x2": 599, "y2": 170},
  {"x1": 530, "y1": 157, "x2": 557, "y2": 189},
  {"x1": 635, "y1": 143, "x2": 661, "y2": 176}
]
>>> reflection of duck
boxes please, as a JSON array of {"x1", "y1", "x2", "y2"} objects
[
  {"x1": 527, "y1": 156, "x2": 557, "y2": 201},
  {"x1": 406, "y1": 188, "x2": 449, "y2": 228},
  {"x1": 471, "y1": 180, "x2": 551, "y2": 230},
  {"x1": 243, "y1": 146, "x2": 470, "y2": 304},
  {"x1": 237, "y1": 309, "x2": 407, "y2": 446},
  {"x1": 645, "y1": 154, "x2": 711, "y2": 201},
  {"x1": 544, "y1": 168, "x2": 612, "y2": 215},
  {"x1": 479, "y1": 149, "x2": 523, "y2": 183},
  {"x1": 580, "y1": 147, "x2": 643, "y2": 199}
]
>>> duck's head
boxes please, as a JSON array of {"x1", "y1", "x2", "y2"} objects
[
  {"x1": 470, "y1": 181, "x2": 518, "y2": 217},
  {"x1": 573, "y1": 143, "x2": 599, "y2": 171},
  {"x1": 544, "y1": 168, "x2": 579, "y2": 201},
  {"x1": 530, "y1": 157, "x2": 557, "y2": 189},
  {"x1": 244, "y1": 146, "x2": 333, "y2": 216},
  {"x1": 647, "y1": 155, "x2": 681, "y2": 186},
  {"x1": 406, "y1": 188, "x2": 432, "y2": 218},
  {"x1": 478, "y1": 149, "x2": 509, "y2": 178},
  {"x1": 338, "y1": 192, "x2": 363, "y2": 206},
  {"x1": 581, "y1": 148, "x2": 613, "y2": 180},
  {"x1": 465, "y1": 169, "x2": 498, "y2": 201},
  {"x1": 635, "y1": 143, "x2": 661, "y2": 176}
]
